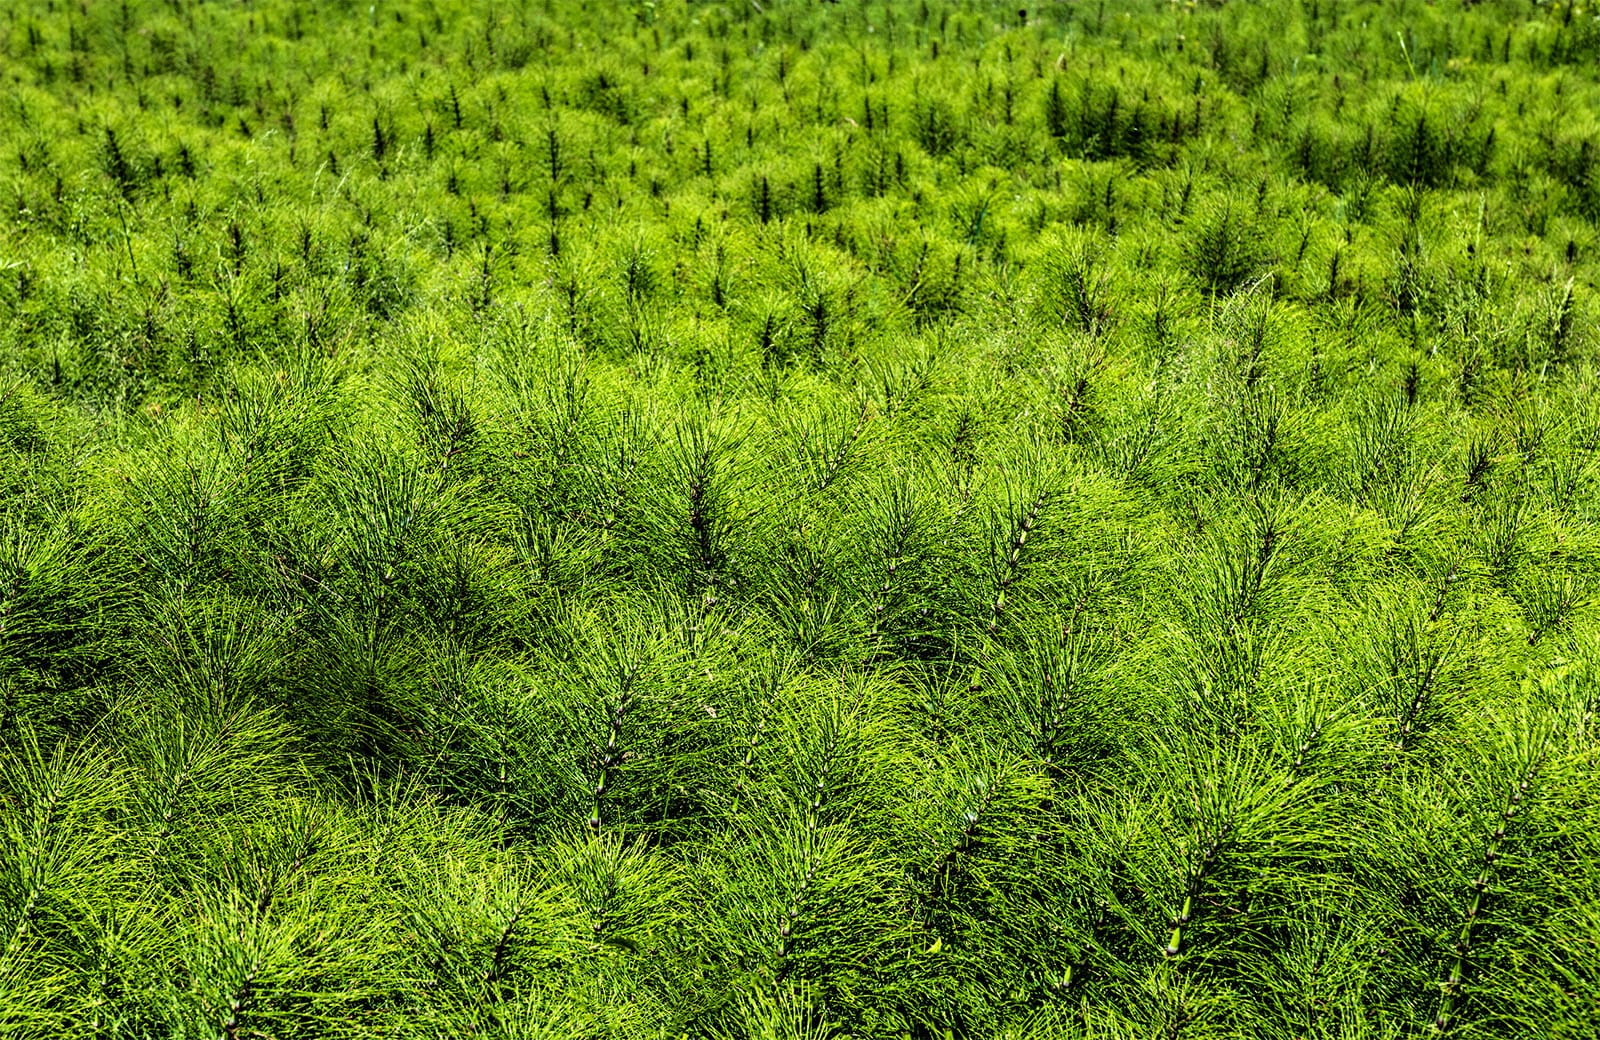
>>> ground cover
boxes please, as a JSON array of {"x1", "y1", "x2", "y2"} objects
[{"x1": 1, "y1": 0, "x2": 1599, "y2": 1036}]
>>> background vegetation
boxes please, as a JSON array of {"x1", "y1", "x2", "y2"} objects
[{"x1": 2, "y1": 0, "x2": 1599, "y2": 1036}]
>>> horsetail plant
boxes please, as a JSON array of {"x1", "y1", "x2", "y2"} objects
[{"x1": 0, "y1": 0, "x2": 1599, "y2": 1036}]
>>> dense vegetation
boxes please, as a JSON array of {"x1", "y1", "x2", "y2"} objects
[{"x1": 2, "y1": 0, "x2": 1599, "y2": 1035}]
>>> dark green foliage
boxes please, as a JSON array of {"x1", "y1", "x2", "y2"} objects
[
  {"x1": 0, "y1": 1, "x2": 1598, "y2": 1037},
  {"x1": 1184, "y1": 195, "x2": 1272, "y2": 298}
]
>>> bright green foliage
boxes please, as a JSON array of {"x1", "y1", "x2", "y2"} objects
[{"x1": 1, "y1": 0, "x2": 1599, "y2": 1036}]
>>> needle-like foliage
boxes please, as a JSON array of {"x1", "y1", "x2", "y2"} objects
[{"x1": 0, "y1": 0, "x2": 1598, "y2": 1036}]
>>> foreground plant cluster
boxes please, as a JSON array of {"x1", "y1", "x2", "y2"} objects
[{"x1": 2, "y1": 0, "x2": 1599, "y2": 1036}]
